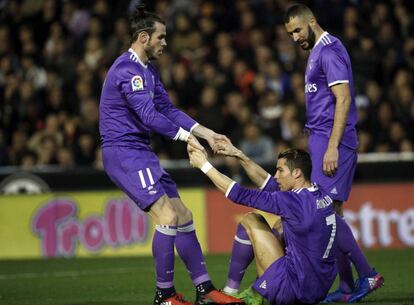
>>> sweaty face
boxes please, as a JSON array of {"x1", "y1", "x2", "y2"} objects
[
  {"x1": 285, "y1": 16, "x2": 316, "y2": 50},
  {"x1": 145, "y1": 22, "x2": 167, "y2": 60},
  {"x1": 274, "y1": 158, "x2": 296, "y2": 191}
]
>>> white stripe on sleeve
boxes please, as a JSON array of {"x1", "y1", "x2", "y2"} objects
[
  {"x1": 328, "y1": 80, "x2": 349, "y2": 87},
  {"x1": 235, "y1": 235, "x2": 252, "y2": 245},
  {"x1": 259, "y1": 174, "x2": 272, "y2": 190},
  {"x1": 190, "y1": 123, "x2": 199, "y2": 133},
  {"x1": 225, "y1": 181, "x2": 237, "y2": 198}
]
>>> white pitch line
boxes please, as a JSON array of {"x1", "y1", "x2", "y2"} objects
[{"x1": 0, "y1": 267, "x2": 141, "y2": 280}]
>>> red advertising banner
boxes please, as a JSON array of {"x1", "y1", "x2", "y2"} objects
[
  {"x1": 206, "y1": 190, "x2": 252, "y2": 253},
  {"x1": 206, "y1": 183, "x2": 414, "y2": 253},
  {"x1": 346, "y1": 183, "x2": 414, "y2": 249}
]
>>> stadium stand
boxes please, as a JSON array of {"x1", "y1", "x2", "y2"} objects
[{"x1": 1, "y1": 0, "x2": 414, "y2": 170}]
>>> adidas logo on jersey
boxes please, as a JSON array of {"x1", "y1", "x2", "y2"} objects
[
  {"x1": 259, "y1": 280, "x2": 267, "y2": 289},
  {"x1": 161, "y1": 301, "x2": 172, "y2": 305},
  {"x1": 330, "y1": 187, "x2": 338, "y2": 194}
]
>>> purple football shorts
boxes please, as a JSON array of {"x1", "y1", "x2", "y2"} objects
[
  {"x1": 102, "y1": 146, "x2": 179, "y2": 211},
  {"x1": 308, "y1": 133, "x2": 357, "y2": 202},
  {"x1": 253, "y1": 256, "x2": 297, "y2": 305}
]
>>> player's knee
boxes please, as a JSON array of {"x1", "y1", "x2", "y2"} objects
[
  {"x1": 159, "y1": 209, "x2": 178, "y2": 226},
  {"x1": 240, "y1": 212, "x2": 265, "y2": 231},
  {"x1": 178, "y1": 208, "x2": 193, "y2": 224},
  {"x1": 156, "y1": 203, "x2": 179, "y2": 225}
]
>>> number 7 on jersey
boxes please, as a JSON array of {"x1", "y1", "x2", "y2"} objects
[{"x1": 323, "y1": 214, "x2": 336, "y2": 259}]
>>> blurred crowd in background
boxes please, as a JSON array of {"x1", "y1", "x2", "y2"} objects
[{"x1": 1, "y1": 0, "x2": 414, "y2": 172}]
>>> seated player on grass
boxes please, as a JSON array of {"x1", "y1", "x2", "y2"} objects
[
  {"x1": 188, "y1": 144, "x2": 341, "y2": 305},
  {"x1": 217, "y1": 139, "x2": 384, "y2": 304}
]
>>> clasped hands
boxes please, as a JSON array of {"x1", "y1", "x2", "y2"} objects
[{"x1": 187, "y1": 133, "x2": 239, "y2": 169}]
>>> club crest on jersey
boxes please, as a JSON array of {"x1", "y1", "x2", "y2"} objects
[
  {"x1": 308, "y1": 58, "x2": 314, "y2": 70},
  {"x1": 131, "y1": 75, "x2": 144, "y2": 91}
]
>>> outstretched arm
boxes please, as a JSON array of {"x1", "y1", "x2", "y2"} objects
[
  {"x1": 188, "y1": 145, "x2": 234, "y2": 194},
  {"x1": 216, "y1": 139, "x2": 270, "y2": 188},
  {"x1": 191, "y1": 124, "x2": 230, "y2": 153},
  {"x1": 189, "y1": 145, "x2": 283, "y2": 214},
  {"x1": 153, "y1": 71, "x2": 228, "y2": 153}
]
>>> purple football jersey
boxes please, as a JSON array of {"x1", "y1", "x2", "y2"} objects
[
  {"x1": 99, "y1": 48, "x2": 197, "y2": 149},
  {"x1": 305, "y1": 32, "x2": 358, "y2": 149},
  {"x1": 227, "y1": 182, "x2": 337, "y2": 302}
]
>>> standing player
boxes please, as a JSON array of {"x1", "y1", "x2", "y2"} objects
[
  {"x1": 189, "y1": 146, "x2": 340, "y2": 305},
  {"x1": 99, "y1": 5, "x2": 243, "y2": 305},
  {"x1": 284, "y1": 4, "x2": 383, "y2": 303}
]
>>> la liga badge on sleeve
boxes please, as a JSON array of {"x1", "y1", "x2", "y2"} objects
[{"x1": 131, "y1": 75, "x2": 144, "y2": 91}]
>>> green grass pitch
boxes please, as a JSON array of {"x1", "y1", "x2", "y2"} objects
[{"x1": 0, "y1": 249, "x2": 413, "y2": 305}]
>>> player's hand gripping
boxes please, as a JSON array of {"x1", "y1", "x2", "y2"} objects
[
  {"x1": 207, "y1": 133, "x2": 231, "y2": 153},
  {"x1": 323, "y1": 146, "x2": 339, "y2": 177},
  {"x1": 215, "y1": 138, "x2": 242, "y2": 158},
  {"x1": 187, "y1": 134, "x2": 207, "y2": 157},
  {"x1": 187, "y1": 145, "x2": 208, "y2": 169}
]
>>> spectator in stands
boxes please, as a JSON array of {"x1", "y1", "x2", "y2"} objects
[
  {"x1": 74, "y1": 132, "x2": 95, "y2": 166},
  {"x1": 7, "y1": 130, "x2": 29, "y2": 166},
  {"x1": 28, "y1": 114, "x2": 63, "y2": 151},
  {"x1": 358, "y1": 130, "x2": 373, "y2": 154},
  {"x1": 20, "y1": 150, "x2": 37, "y2": 170},
  {"x1": 195, "y1": 86, "x2": 224, "y2": 134},
  {"x1": 257, "y1": 91, "x2": 284, "y2": 138},
  {"x1": 400, "y1": 138, "x2": 414, "y2": 152},
  {"x1": 57, "y1": 147, "x2": 75, "y2": 169},
  {"x1": 239, "y1": 122, "x2": 275, "y2": 164},
  {"x1": 36, "y1": 135, "x2": 59, "y2": 165}
]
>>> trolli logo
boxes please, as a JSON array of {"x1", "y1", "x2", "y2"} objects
[{"x1": 32, "y1": 197, "x2": 150, "y2": 257}]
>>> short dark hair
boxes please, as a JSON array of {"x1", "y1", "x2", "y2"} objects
[
  {"x1": 278, "y1": 148, "x2": 312, "y2": 181},
  {"x1": 284, "y1": 3, "x2": 313, "y2": 24},
  {"x1": 129, "y1": 4, "x2": 165, "y2": 43}
]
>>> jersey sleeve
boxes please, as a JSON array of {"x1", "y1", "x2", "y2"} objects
[
  {"x1": 116, "y1": 61, "x2": 182, "y2": 140},
  {"x1": 320, "y1": 45, "x2": 350, "y2": 87},
  {"x1": 152, "y1": 65, "x2": 198, "y2": 132},
  {"x1": 226, "y1": 183, "x2": 301, "y2": 217},
  {"x1": 260, "y1": 174, "x2": 280, "y2": 192}
]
